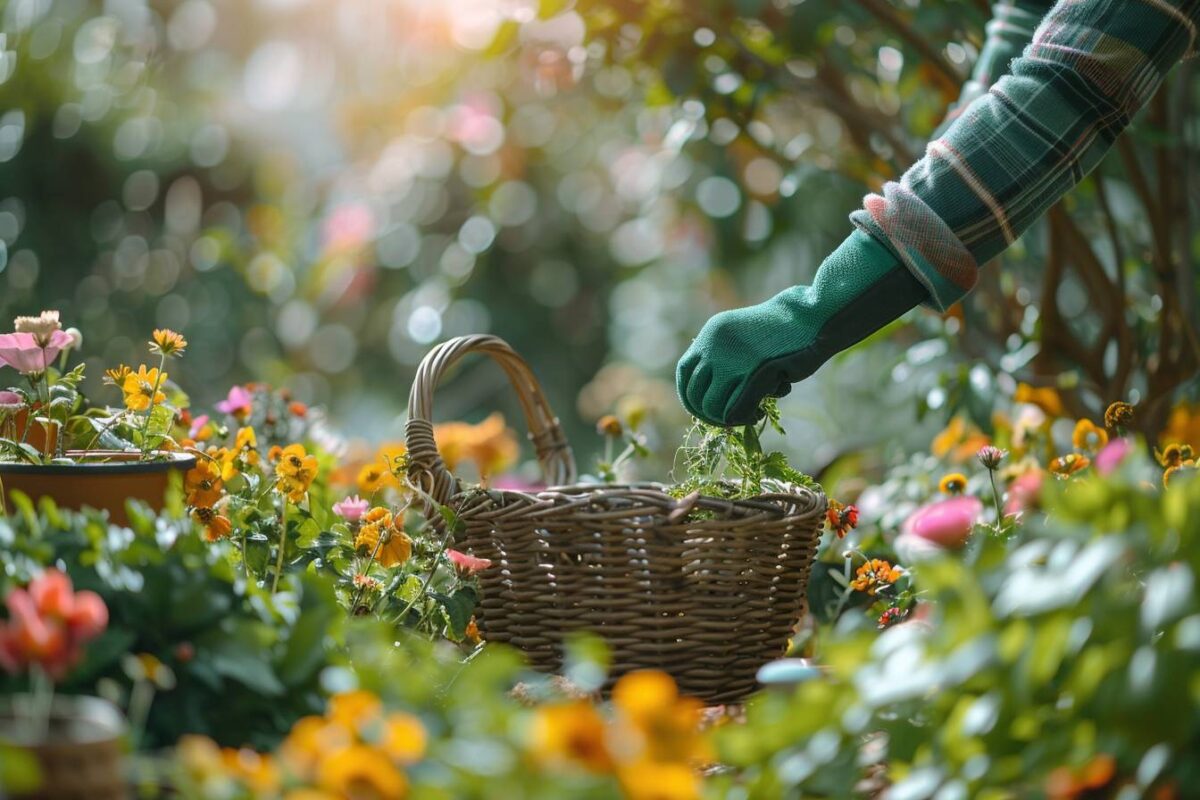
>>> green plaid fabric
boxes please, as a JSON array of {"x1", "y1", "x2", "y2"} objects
[{"x1": 851, "y1": 0, "x2": 1200, "y2": 311}]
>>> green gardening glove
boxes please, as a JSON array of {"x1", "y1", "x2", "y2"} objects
[{"x1": 676, "y1": 230, "x2": 929, "y2": 426}]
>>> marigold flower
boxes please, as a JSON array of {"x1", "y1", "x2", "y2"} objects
[
  {"x1": 938, "y1": 473, "x2": 968, "y2": 495},
  {"x1": 220, "y1": 748, "x2": 280, "y2": 797},
  {"x1": 1049, "y1": 453, "x2": 1090, "y2": 478},
  {"x1": 930, "y1": 416, "x2": 991, "y2": 463},
  {"x1": 976, "y1": 445, "x2": 1007, "y2": 470},
  {"x1": 275, "y1": 443, "x2": 318, "y2": 502},
  {"x1": 185, "y1": 459, "x2": 224, "y2": 508},
  {"x1": 1071, "y1": 419, "x2": 1108, "y2": 452},
  {"x1": 104, "y1": 364, "x2": 133, "y2": 386},
  {"x1": 327, "y1": 689, "x2": 383, "y2": 730},
  {"x1": 192, "y1": 507, "x2": 232, "y2": 542},
  {"x1": 825, "y1": 499, "x2": 859, "y2": 538},
  {"x1": 289, "y1": 401, "x2": 308, "y2": 417},
  {"x1": 530, "y1": 700, "x2": 613, "y2": 773},
  {"x1": 850, "y1": 559, "x2": 902, "y2": 596},
  {"x1": 1104, "y1": 401, "x2": 1134, "y2": 430},
  {"x1": 315, "y1": 744, "x2": 407, "y2": 800},
  {"x1": 465, "y1": 617, "x2": 482, "y2": 644},
  {"x1": 611, "y1": 670, "x2": 711, "y2": 764},
  {"x1": 150, "y1": 328, "x2": 188, "y2": 358},
  {"x1": 122, "y1": 365, "x2": 167, "y2": 412}
]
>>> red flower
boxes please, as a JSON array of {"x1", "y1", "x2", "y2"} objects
[
  {"x1": 825, "y1": 500, "x2": 860, "y2": 538},
  {"x1": 447, "y1": 549, "x2": 493, "y2": 575},
  {"x1": 0, "y1": 570, "x2": 108, "y2": 680}
]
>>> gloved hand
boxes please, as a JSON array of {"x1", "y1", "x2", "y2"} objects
[{"x1": 676, "y1": 230, "x2": 929, "y2": 426}]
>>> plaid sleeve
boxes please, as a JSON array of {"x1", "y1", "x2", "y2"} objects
[
  {"x1": 936, "y1": 0, "x2": 1057, "y2": 137},
  {"x1": 852, "y1": 0, "x2": 1200, "y2": 312}
]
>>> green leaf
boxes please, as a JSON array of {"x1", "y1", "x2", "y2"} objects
[{"x1": 433, "y1": 586, "x2": 478, "y2": 641}]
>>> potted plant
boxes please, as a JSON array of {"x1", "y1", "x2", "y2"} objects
[
  {"x1": 0, "y1": 311, "x2": 196, "y2": 525},
  {"x1": 0, "y1": 569, "x2": 126, "y2": 799}
]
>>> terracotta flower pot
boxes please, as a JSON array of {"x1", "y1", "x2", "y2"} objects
[
  {"x1": 0, "y1": 695, "x2": 127, "y2": 800},
  {"x1": 1, "y1": 407, "x2": 59, "y2": 459},
  {"x1": 0, "y1": 451, "x2": 196, "y2": 526}
]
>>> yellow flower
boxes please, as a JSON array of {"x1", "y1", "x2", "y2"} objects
[
  {"x1": 280, "y1": 716, "x2": 352, "y2": 780},
  {"x1": 316, "y1": 744, "x2": 408, "y2": 800},
  {"x1": 850, "y1": 559, "x2": 902, "y2": 596},
  {"x1": 357, "y1": 462, "x2": 394, "y2": 495},
  {"x1": 1161, "y1": 401, "x2": 1200, "y2": 448},
  {"x1": 235, "y1": 427, "x2": 260, "y2": 466},
  {"x1": 938, "y1": 473, "x2": 968, "y2": 495},
  {"x1": 103, "y1": 364, "x2": 132, "y2": 386},
  {"x1": 192, "y1": 506, "x2": 232, "y2": 541},
  {"x1": 122, "y1": 365, "x2": 166, "y2": 411},
  {"x1": 1072, "y1": 419, "x2": 1108, "y2": 452},
  {"x1": 150, "y1": 328, "x2": 188, "y2": 358},
  {"x1": 618, "y1": 760, "x2": 702, "y2": 800},
  {"x1": 185, "y1": 458, "x2": 224, "y2": 508},
  {"x1": 328, "y1": 690, "x2": 382, "y2": 731},
  {"x1": 1049, "y1": 453, "x2": 1090, "y2": 478},
  {"x1": 930, "y1": 416, "x2": 991, "y2": 463},
  {"x1": 1014, "y1": 383, "x2": 1065, "y2": 418},
  {"x1": 611, "y1": 671, "x2": 711, "y2": 764},
  {"x1": 355, "y1": 513, "x2": 413, "y2": 568},
  {"x1": 275, "y1": 443, "x2": 318, "y2": 502},
  {"x1": 381, "y1": 713, "x2": 426, "y2": 766},
  {"x1": 530, "y1": 700, "x2": 614, "y2": 773},
  {"x1": 220, "y1": 747, "x2": 280, "y2": 797}
]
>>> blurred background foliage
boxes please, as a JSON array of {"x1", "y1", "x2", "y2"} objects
[{"x1": 0, "y1": 0, "x2": 1196, "y2": 478}]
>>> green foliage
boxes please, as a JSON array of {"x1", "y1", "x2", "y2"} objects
[
  {"x1": 672, "y1": 398, "x2": 821, "y2": 500},
  {"x1": 0, "y1": 500, "x2": 340, "y2": 749},
  {"x1": 711, "y1": 468, "x2": 1200, "y2": 797}
]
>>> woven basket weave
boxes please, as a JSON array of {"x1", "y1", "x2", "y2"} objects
[{"x1": 405, "y1": 335, "x2": 826, "y2": 703}]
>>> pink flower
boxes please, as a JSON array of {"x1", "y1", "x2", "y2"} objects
[
  {"x1": 216, "y1": 385, "x2": 253, "y2": 418},
  {"x1": 0, "y1": 331, "x2": 74, "y2": 374},
  {"x1": 447, "y1": 549, "x2": 493, "y2": 575},
  {"x1": 0, "y1": 391, "x2": 23, "y2": 412},
  {"x1": 1004, "y1": 469, "x2": 1044, "y2": 517},
  {"x1": 902, "y1": 495, "x2": 983, "y2": 550},
  {"x1": 1095, "y1": 437, "x2": 1133, "y2": 476},
  {"x1": 322, "y1": 203, "x2": 375, "y2": 252},
  {"x1": 188, "y1": 414, "x2": 211, "y2": 439},
  {"x1": 333, "y1": 495, "x2": 370, "y2": 523}
]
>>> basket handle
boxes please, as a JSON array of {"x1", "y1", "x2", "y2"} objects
[{"x1": 405, "y1": 334, "x2": 577, "y2": 507}]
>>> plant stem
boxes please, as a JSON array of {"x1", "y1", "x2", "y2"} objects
[
  {"x1": 137, "y1": 353, "x2": 167, "y2": 459},
  {"x1": 988, "y1": 470, "x2": 1004, "y2": 534},
  {"x1": 30, "y1": 664, "x2": 53, "y2": 744},
  {"x1": 271, "y1": 498, "x2": 290, "y2": 594},
  {"x1": 393, "y1": 521, "x2": 454, "y2": 627}
]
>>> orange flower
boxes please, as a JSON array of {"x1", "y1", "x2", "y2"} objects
[
  {"x1": 618, "y1": 760, "x2": 702, "y2": 800},
  {"x1": 219, "y1": 747, "x2": 279, "y2": 797},
  {"x1": 150, "y1": 328, "x2": 188, "y2": 358},
  {"x1": 192, "y1": 507, "x2": 232, "y2": 541},
  {"x1": 354, "y1": 515, "x2": 413, "y2": 568},
  {"x1": 381, "y1": 712, "x2": 426, "y2": 765},
  {"x1": 1046, "y1": 753, "x2": 1116, "y2": 799},
  {"x1": 315, "y1": 744, "x2": 407, "y2": 800},
  {"x1": 1015, "y1": 383, "x2": 1065, "y2": 418},
  {"x1": 1104, "y1": 401, "x2": 1134, "y2": 430},
  {"x1": 1071, "y1": 419, "x2": 1108, "y2": 452},
  {"x1": 825, "y1": 499, "x2": 859, "y2": 538},
  {"x1": 931, "y1": 416, "x2": 991, "y2": 463},
  {"x1": 1050, "y1": 453, "x2": 1090, "y2": 478},
  {"x1": 357, "y1": 462, "x2": 394, "y2": 495},
  {"x1": 185, "y1": 458, "x2": 224, "y2": 508},
  {"x1": 1161, "y1": 401, "x2": 1200, "y2": 449},
  {"x1": 434, "y1": 413, "x2": 518, "y2": 477},
  {"x1": 850, "y1": 559, "x2": 902, "y2": 596},
  {"x1": 530, "y1": 700, "x2": 613, "y2": 773},
  {"x1": 611, "y1": 671, "x2": 711, "y2": 764}
]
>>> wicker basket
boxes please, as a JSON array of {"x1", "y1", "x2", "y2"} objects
[{"x1": 405, "y1": 335, "x2": 826, "y2": 703}]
